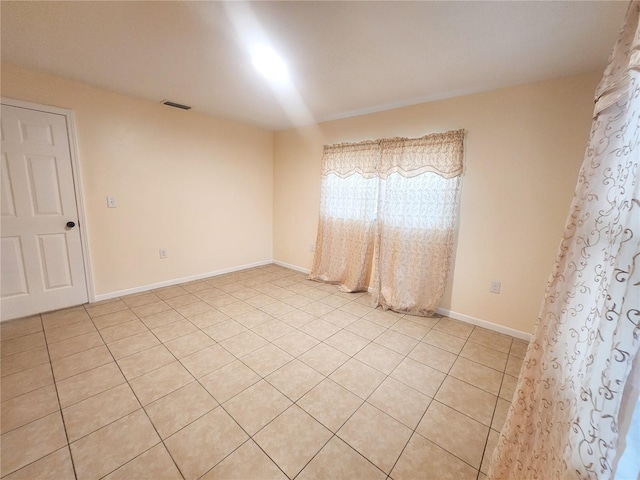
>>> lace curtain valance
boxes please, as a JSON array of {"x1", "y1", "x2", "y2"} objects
[
  {"x1": 321, "y1": 130, "x2": 464, "y2": 179},
  {"x1": 321, "y1": 140, "x2": 380, "y2": 179},
  {"x1": 379, "y1": 130, "x2": 464, "y2": 179}
]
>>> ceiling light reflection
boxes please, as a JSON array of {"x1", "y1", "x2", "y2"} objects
[
  {"x1": 252, "y1": 46, "x2": 289, "y2": 83},
  {"x1": 223, "y1": 1, "x2": 315, "y2": 127}
]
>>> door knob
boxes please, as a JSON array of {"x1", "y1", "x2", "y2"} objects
[{"x1": 66, "y1": 221, "x2": 76, "y2": 228}]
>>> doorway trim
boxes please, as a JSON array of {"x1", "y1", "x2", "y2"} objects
[{"x1": 1, "y1": 96, "x2": 95, "y2": 305}]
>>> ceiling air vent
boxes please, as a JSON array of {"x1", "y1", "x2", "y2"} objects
[{"x1": 161, "y1": 100, "x2": 191, "y2": 110}]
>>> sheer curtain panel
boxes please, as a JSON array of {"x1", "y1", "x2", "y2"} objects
[
  {"x1": 489, "y1": 2, "x2": 640, "y2": 478},
  {"x1": 373, "y1": 132, "x2": 464, "y2": 315},
  {"x1": 309, "y1": 141, "x2": 379, "y2": 292}
]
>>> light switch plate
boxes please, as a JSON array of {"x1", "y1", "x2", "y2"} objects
[{"x1": 107, "y1": 196, "x2": 117, "y2": 208}]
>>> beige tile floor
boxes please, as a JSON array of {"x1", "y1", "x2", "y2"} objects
[{"x1": 0, "y1": 264, "x2": 528, "y2": 480}]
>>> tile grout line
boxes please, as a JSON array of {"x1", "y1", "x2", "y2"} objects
[
  {"x1": 173, "y1": 273, "x2": 366, "y2": 478},
  {"x1": 1, "y1": 265, "x2": 525, "y2": 479},
  {"x1": 39, "y1": 312, "x2": 80, "y2": 480},
  {"x1": 383, "y1": 321, "x2": 507, "y2": 477},
  {"x1": 84, "y1": 301, "x2": 189, "y2": 480},
  {"x1": 179, "y1": 283, "x2": 493, "y2": 477},
  {"x1": 350, "y1": 318, "x2": 435, "y2": 478},
  {"x1": 123, "y1": 286, "x2": 320, "y2": 479},
  {"x1": 182, "y1": 271, "x2": 331, "y2": 478},
  {"x1": 225, "y1": 266, "x2": 469, "y2": 477}
]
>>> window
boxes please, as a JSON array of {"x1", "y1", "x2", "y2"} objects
[{"x1": 309, "y1": 130, "x2": 464, "y2": 316}]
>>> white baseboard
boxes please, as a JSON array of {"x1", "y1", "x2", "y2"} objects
[
  {"x1": 93, "y1": 259, "x2": 273, "y2": 302},
  {"x1": 272, "y1": 260, "x2": 532, "y2": 341},
  {"x1": 436, "y1": 307, "x2": 532, "y2": 341},
  {"x1": 95, "y1": 256, "x2": 532, "y2": 342},
  {"x1": 272, "y1": 260, "x2": 311, "y2": 275}
]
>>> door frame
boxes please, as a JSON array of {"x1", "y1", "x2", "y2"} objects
[{"x1": 1, "y1": 97, "x2": 95, "y2": 306}]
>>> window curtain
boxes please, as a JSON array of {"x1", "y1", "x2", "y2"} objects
[
  {"x1": 373, "y1": 132, "x2": 464, "y2": 316},
  {"x1": 488, "y1": 2, "x2": 640, "y2": 478},
  {"x1": 308, "y1": 141, "x2": 379, "y2": 292},
  {"x1": 309, "y1": 130, "x2": 464, "y2": 315}
]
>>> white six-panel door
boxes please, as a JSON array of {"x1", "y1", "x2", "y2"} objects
[{"x1": 1, "y1": 104, "x2": 88, "y2": 320}]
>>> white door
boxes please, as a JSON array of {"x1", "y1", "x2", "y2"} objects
[{"x1": 1, "y1": 104, "x2": 88, "y2": 320}]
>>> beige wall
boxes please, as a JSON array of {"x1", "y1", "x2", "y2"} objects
[
  {"x1": 1, "y1": 61, "x2": 599, "y2": 335},
  {"x1": 273, "y1": 72, "x2": 600, "y2": 335},
  {"x1": 1, "y1": 63, "x2": 273, "y2": 297}
]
